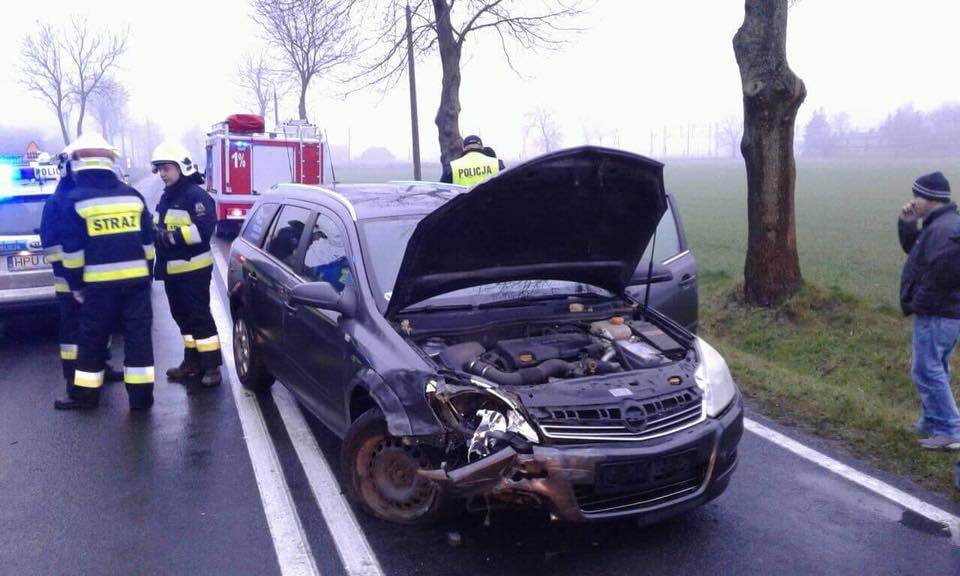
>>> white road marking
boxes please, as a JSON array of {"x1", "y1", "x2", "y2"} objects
[
  {"x1": 744, "y1": 418, "x2": 960, "y2": 545},
  {"x1": 274, "y1": 385, "x2": 386, "y2": 576},
  {"x1": 213, "y1": 246, "x2": 384, "y2": 575},
  {"x1": 209, "y1": 265, "x2": 321, "y2": 576}
]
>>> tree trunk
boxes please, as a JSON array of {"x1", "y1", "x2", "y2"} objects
[
  {"x1": 733, "y1": 0, "x2": 806, "y2": 307},
  {"x1": 432, "y1": 0, "x2": 463, "y2": 165},
  {"x1": 56, "y1": 101, "x2": 70, "y2": 146},
  {"x1": 76, "y1": 96, "x2": 87, "y2": 137},
  {"x1": 298, "y1": 79, "x2": 309, "y2": 121}
]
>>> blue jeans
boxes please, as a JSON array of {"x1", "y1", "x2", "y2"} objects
[{"x1": 912, "y1": 315, "x2": 960, "y2": 438}]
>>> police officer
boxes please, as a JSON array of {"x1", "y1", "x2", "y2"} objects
[
  {"x1": 55, "y1": 133, "x2": 156, "y2": 411},
  {"x1": 40, "y1": 153, "x2": 124, "y2": 397},
  {"x1": 440, "y1": 135, "x2": 502, "y2": 186},
  {"x1": 151, "y1": 142, "x2": 222, "y2": 388}
]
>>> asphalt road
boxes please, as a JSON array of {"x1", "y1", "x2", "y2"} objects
[{"x1": 1, "y1": 181, "x2": 958, "y2": 574}]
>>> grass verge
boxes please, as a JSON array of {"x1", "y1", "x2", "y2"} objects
[{"x1": 699, "y1": 271, "x2": 959, "y2": 498}]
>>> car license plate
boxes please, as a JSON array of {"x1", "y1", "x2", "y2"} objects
[
  {"x1": 595, "y1": 450, "x2": 697, "y2": 494},
  {"x1": 6, "y1": 253, "x2": 47, "y2": 272}
]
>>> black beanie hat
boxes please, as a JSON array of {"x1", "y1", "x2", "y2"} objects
[{"x1": 913, "y1": 172, "x2": 951, "y2": 201}]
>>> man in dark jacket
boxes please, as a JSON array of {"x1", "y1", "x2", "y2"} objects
[
  {"x1": 898, "y1": 171, "x2": 960, "y2": 450},
  {"x1": 439, "y1": 135, "x2": 502, "y2": 186},
  {"x1": 151, "y1": 142, "x2": 221, "y2": 388}
]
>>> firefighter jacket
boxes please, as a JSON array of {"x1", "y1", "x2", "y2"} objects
[
  {"x1": 39, "y1": 177, "x2": 75, "y2": 295},
  {"x1": 60, "y1": 171, "x2": 155, "y2": 291},
  {"x1": 154, "y1": 177, "x2": 216, "y2": 280}
]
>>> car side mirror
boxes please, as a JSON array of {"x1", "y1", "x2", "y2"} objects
[
  {"x1": 629, "y1": 262, "x2": 674, "y2": 286},
  {"x1": 289, "y1": 281, "x2": 357, "y2": 316}
]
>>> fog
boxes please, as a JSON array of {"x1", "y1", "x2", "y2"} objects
[{"x1": 1, "y1": 0, "x2": 959, "y2": 164}]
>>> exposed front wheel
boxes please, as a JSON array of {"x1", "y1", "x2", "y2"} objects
[
  {"x1": 342, "y1": 407, "x2": 449, "y2": 525},
  {"x1": 233, "y1": 313, "x2": 274, "y2": 391}
]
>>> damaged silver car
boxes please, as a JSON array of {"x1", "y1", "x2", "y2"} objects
[{"x1": 228, "y1": 146, "x2": 744, "y2": 525}]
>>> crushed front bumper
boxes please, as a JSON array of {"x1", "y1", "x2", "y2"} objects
[{"x1": 429, "y1": 393, "x2": 744, "y2": 523}]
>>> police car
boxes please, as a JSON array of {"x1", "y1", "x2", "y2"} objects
[{"x1": 0, "y1": 155, "x2": 60, "y2": 312}]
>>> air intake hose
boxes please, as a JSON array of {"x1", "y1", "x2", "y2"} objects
[{"x1": 467, "y1": 358, "x2": 572, "y2": 386}]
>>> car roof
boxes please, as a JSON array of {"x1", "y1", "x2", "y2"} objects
[{"x1": 269, "y1": 182, "x2": 467, "y2": 221}]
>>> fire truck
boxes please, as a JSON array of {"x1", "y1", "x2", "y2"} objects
[{"x1": 204, "y1": 114, "x2": 324, "y2": 236}]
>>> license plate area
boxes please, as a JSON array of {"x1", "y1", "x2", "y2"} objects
[
  {"x1": 6, "y1": 253, "x2": 47, "y2": 272},
  {"x1": 594, "y1": 449, "x2": 698, "y2": 495}
]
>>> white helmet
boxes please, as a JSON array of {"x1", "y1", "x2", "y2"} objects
[
  {"x1": 63, "y1": 133, "x2": 119, "y2": 174},
  {"x1": 151, "y1": 141, "x2": 197, "y2": 176}
]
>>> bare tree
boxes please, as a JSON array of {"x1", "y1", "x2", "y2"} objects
[
  {"x1": 19, "y1": 24, "x2": 72, "y2": 146},
  {"x1": 718, "y1": 115, "x2": 743, "y2": 159},
  {"x1": 89, "y1": 77, "x2": 129, "y2": 144},
  {"x1": 733, "y1": 0, "x2": 806, "y2": 306},
  {"x1": 236, "y1": 53, "x2": 289, "y2": 119},
  {"x1": 62, "y1": 18, "x2": 128, "y2": 137},
  {"x1": 355, "y1": 0, "x2": 587, "y2": 165},
  {"x1": 251, "y1": 0, "x2": 357, "y2": 121},
  {"x1": 524, "y1": 107, "x2": 562, "y2": 155}
]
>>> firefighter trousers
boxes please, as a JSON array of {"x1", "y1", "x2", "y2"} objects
[
  {"x1": 163, "y1": 267, "x2": 221, "y2": 371},
  {"x1": 72, "y1": 281, "x2": 154, "y2": 409},
  {"x1": 58, "y1": 294, "x2": 114, "y2": 392}
]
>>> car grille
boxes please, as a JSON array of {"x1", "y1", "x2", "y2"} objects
[
  {"x1": 574, "y1": 476, "x2": 703, "y2": 514},
  {"x1": 537, "y1": 389, "x2": 704, "y2": 443}
]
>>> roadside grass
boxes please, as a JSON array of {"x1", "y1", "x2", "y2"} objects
[{"x1": 699, "y1": 270, "x2": 959, "y2": 497}]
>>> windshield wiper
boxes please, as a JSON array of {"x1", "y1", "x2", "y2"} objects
[
  {"x1": 401, "y1": 303, "x2": 477, "y2": 314},
  {"x1": 477, "y1": 292, "x2": 612, "y2": 309}
]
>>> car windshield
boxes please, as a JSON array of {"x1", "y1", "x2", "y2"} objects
[
  {"x1": 0, "y1": 190, "x2": 51, "y2": 236},
  {"x1": 358, "y1": 216, "x2": 611, "y2": 313}
]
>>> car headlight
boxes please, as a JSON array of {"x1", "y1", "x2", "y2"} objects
[{"x1": 694, "y1": 337, "x2": 738, "y2": 418}]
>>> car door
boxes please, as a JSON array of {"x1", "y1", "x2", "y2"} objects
[
  {"x1": 626, "y1": 195, "x2": 699, "y2": 331},
  {"x1": 249, "y1": 203, "x2": 312, "y2": 375},
  {"x1": 282, "y1": 207, "x2": 355, "y2": 432}
]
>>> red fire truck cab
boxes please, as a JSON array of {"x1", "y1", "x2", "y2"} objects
[{"x1": 204, "y1": 114, "x2": 324, "y2": 236}]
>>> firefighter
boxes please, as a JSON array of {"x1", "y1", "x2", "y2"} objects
[
  {"x1": 440, "y1": 135, "x2": 502, "y2": 186},
  {"x1": 40, "y1": 153, "x2": 124, "y2": 397},
  {"x1": 55, "y1": 133, "x2": 156, "y2": 411},
  {"x1": 151, "y1": 142, "x2": 222, "y2": 388}
]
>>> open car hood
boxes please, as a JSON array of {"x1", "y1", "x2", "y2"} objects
[{"x1": 385, "y1": 146, "x2": 668, "y2": 318}]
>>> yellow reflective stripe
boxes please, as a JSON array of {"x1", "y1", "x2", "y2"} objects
[
  {"x1": 167, "y1": 251, "x2": 213, "y2": 275},
  {"x1": 62, "y1": 250, "x2": 85, "y2": 269},
  {"x1": 83, "y1": 260, "x2": 150, "y2": 282},
  {"x1": 73, "y1": 158, "x2": 115, "y2": 172},
  {"x1": 60, "y1": 344, "x2": 78, "y2": 360},
  {"x1": 76, "y1": 197, "x2": 143, "y2": 218},
  {"x1": 124, "y1": 366, "x2": 155, "y2": 384},
  {"x1": 44, "y1": 245, "x2": 63, "y2": 263},
  {"x1": 181, "y1": 224, "x2": 201, "y2": 245},
  {"x1": 53, "y1": 277, "x2": 70, "y2": 293},
  {"x1": 164, "y1": 209, "x2": 192, "y2": 227},
  {"x1": 74, "y1": 370, "x2": 104, "y2": 389},
  {"x1": 183, "y1": 335, "x2": 197, "y2": 349},
  {"x1": 196, "y1": 335, "x2": 221, "y2": 352},
  {"x1": 144, "y1": 243, "x2": 155, "y2": 260}
]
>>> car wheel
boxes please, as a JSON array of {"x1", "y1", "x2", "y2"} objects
[
  {"x1": 233, "y1": 313, "x2": 274, "y2": 391},
  {"x1": 342, "y1": 407, "x2": 449, "y2": 525}
]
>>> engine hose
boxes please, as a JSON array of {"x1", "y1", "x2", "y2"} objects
[{"x1": 467, "y1": 358, "x2": 572, "y2": 386}]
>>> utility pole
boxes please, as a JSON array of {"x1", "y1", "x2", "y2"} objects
[
  {"x1": 274, "y1": 88, "x2": 280, "y2": 129},
  {"x1": 406, "y1": 4, "x2": 422, "y2": 180}
]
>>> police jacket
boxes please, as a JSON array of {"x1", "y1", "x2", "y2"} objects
[
  {"x1": 440, "y1": 150, "x2": 501, "y2": 186},
  {"x1": 60, "y1": 171, "x2": 155, "y2": 291},
  {"x1": 154, "y1": 176, "x2": 215, "y2": 280},
  {"x1": 39, "y1": 177, "x2": 74, "y2": 295},
  {"x1": 899, "y1": 202, "x2": 960, "y2": 317}
]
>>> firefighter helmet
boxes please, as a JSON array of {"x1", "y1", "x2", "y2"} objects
[
  {"x1": 151, "y1": 141, "x2": 197, "y2": 176},
  {"x1": 63, "y1": 133, "x2": 119, "y2": 174}
]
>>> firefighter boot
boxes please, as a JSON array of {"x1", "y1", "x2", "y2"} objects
[
  {"x1": 166, "y1": 361, "x2": 200, "y2": 383},
  {"x1": 200, "y1": 368, "x2": 222, "y2": 388}
]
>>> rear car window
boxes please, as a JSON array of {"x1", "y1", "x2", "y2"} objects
[
  {"x1": 302, "y1": 212, "x2": 351, "y2": 291},
  {"x1": 241, "y1": 202, "x2": 279, "y2": 247},
  {"x1": 264, "y1": 204, "x2": 311, "y2": 271},
  {"x1": 0, "y1": 193, "x2": 50, "y2": 236},
  {"x1": 642, "y1": 203, "x2": 681, "y2": 262}
]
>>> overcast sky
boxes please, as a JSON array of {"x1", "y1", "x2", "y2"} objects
[{"x1": 1, "y1": 0, "x2": 958, "y2": 162}]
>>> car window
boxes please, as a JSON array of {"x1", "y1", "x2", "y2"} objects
[
  {"x1": 302, "y1": 211, "x2": 351, "y2": 292},
  {"x1": 641, "y1": 203, "x2": 681, "y2": 263},
  {"x1": 263, "y1": 204, "x2": 311, "y2": 271},
  {"x1": 0, "y1": 193, "x2": 50, "y2": 236},
  {"x1": 241, "y1": 202, "x2": 279, "y2": 247}
]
